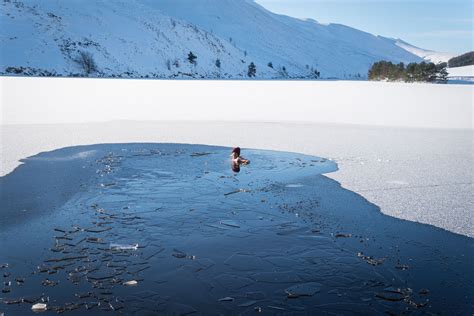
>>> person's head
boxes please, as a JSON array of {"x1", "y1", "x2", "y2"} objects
[{"x1": 232, "y1": 147, "x2": 241, "y2": 157}]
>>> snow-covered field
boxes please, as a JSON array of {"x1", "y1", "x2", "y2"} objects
[
  {"x1": 2, "y1": 77, "x2": 472, "y2": 127},
  {"x1": 1, "y1": 77, "x2": 473, "y2": 237},
  {"x1": 448, "y1": 65, "x2": 474, "y2": 83}
]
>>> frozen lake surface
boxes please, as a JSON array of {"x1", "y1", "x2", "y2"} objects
[
  {"x1": 2, "y1": 77, "x2": 472, "y2": 237},
  {"x1": 2, "y1": 121, "x2": 472, "y2": 237},
  {"x1": 0, "y1": 143, "x2": 472, "y2": 315}
]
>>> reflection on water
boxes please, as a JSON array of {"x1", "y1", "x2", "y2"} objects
[{"x1": 0, "y1": 144, "x2": 472, "y2": 315}]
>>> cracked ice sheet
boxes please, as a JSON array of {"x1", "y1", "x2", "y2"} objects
[
  {"x1": 1, "y1": 121, "x2": 472, "y2": 237},
  {"x1": 1, "y1": 143, "x2": 472, "y2": 315}
]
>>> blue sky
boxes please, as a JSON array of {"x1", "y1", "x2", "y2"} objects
[{"x1": 255, "y1": 0, "x2": 473, "y2": 54}]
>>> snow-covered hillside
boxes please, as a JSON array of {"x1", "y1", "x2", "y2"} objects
[
  {"x1": 380, "y1": 37, "x2": 456, "y2": 64},
  {"x1": 0, "y1": 0, "x2": 255, "y2": 79},
  {"x1": 1, "y1": 0, "x2": 432, "y2": 79}
]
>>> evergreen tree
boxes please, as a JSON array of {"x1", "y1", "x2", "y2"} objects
[
  {"x1": 448, "y1": 51, "x2": 474, "y2": 68},
  {"x1": 369, "y1": 60, "x2": 447, "y2": 83},
  {"x1": 267, "y1": 62, "x2": 273, "y2": 68},
  {"x1": 436, "y1": 62, "x2": 448, "y2": 83},
  {"x1": 425, "y1": 62, "x2": 438, "y2": 82},
  {"x1": 396, "y1": 62, "x2": 406, "y2": 81},
  {"x1": 187, "y1": 51, "x2": 197, "y2": 65},
  {"x1": 313, "y1": 69, "x2": 320, "y2": 79},
  {"x1": 279, "y1": 66, "x2": 288, "y2": 77},
  {"x1": 215, "y1": 58, "x2": 221, "y2": 69},
  {"x1": 406, "y1": 63, "x2": 417, "y2": 82},
  {"x1": 248, "y1": 62, "x2": 256, "y2": 77}
]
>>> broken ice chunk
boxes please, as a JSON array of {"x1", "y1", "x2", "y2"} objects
[
  {"x1": 110, "y1": 243, "x2": 138, "y2": 251},
  {"x1": 220, "y1": 220, "x2": 240, "y2": 228},
  {"x1": 285, "y1": 184, "x2": 304, "y2": 188},
  {"x1": 335, "y1": 233, "x2": 352, "y2": 238},
  {"x1": 31, "y1": 303, "x2": 47, "y2": 312},
  {"x1": 123, "y1": 280, "x2": 138, "y2": 286}
]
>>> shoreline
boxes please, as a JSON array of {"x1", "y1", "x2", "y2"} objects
[{"x1": 2, "y1": 74, "x2": 473, "y2": 85}]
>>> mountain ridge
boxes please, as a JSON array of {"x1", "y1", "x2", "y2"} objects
[{"x1": 379, "y1": 37, "x2": 456, "y2": 64}]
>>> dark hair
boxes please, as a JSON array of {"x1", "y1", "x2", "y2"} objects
[{"x1": 232, "y1": 147, "x2": 241, "y2": 156}]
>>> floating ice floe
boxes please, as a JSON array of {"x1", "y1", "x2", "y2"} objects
[
  {"x1": 268, "y1": 305, "x2": 285, "y2": 311},
  {"x1": 110, "y1": 243, "x2": 139, "y2": 250},
  {"x1": 123, "y1": 280, "x2": 138, "y2": 286},
  {"x1": 31, "y1": 303, "x2": 47, "y2": 312},
  {"x1": 41, "y1": 279, "x2": 58, "y2": 287},
  {"x1": 220, "y1": 220, "x2": 240, "y2": 228},
  {"x1": 285, "y1": 184, "x2": 304, "y2": 188}
]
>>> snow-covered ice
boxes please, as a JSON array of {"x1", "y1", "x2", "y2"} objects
[
  {"x1": 448, "y1": 65, "x2": 474, "y2": 83},
  {"x1": 2, "y1": 121, "x2": 472, "y2": 237},
  {"x1": 1, "y1": 78, "x2": 472, "y2": 237},
  {"x1": 1, "y1": 77, "x2": 471, "y2": 128}
]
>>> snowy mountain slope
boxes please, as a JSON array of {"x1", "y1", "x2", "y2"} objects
[
  {"x1": 380, "y1": 37, "x2": 456, "y2": 64},
  {"x1": 1, "y1": 0, "x2": 261, "y2": 79},
  {"x1": 142, "y1": 0, "x2": 423, "y2": 78},
  {"x1": 1, "y1": 0, "x2": 425, "y2": 79}
]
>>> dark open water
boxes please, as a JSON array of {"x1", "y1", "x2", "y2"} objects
[{"x1": 0, "y1": 144, "x2": 472, "y2": 315}]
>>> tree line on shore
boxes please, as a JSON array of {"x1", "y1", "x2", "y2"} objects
[
  {"x1": 368, "y1": 61, "x2": 448, "y2": 83},
  {"x1": 448, "y1": 51, "x2": 473, "y2": 68}
]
